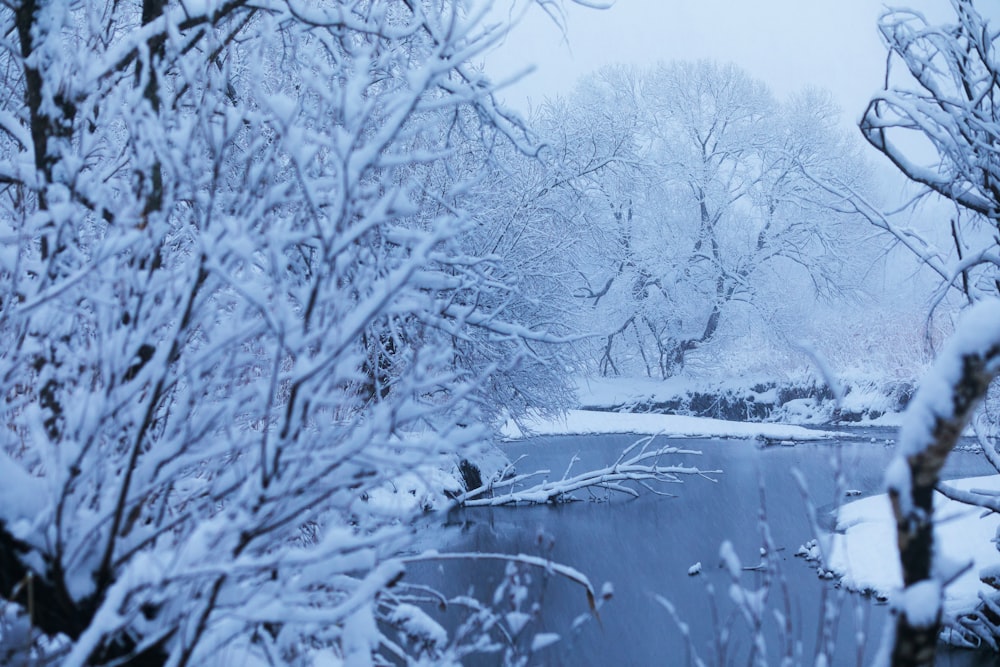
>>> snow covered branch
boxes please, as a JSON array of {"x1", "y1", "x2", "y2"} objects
[
  {"x1": 403, "y1": 551, "x2": 598, "y2": 605},
  {"x1": 861, "y1": 0, "x2": 1000, "y2": 221},
  {"x1": 886, "y1": 299, "x2": 1000, "y2": 666},
  {"x1": 457, "y1": 437, "x2": 718, "y2": 506},
  {"x1": 0, "y1": 1, "x2": 601, "y2": 664}
]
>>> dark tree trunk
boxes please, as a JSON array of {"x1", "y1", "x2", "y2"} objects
[{"x1": 888, "y1": 338, "x2": 1000, "y2": 666}]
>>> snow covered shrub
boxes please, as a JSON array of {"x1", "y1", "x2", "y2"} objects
[{"x1": 0, "y1": 1, "x2": 581, "y2": 665}]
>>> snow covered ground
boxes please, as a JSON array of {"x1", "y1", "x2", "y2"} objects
[
  {"x1": 502, "y1": 408, "x2": 847, "y2": 441},
  {"x1": 829, "y1": 476, "x2": 1000, "y2": 618}
]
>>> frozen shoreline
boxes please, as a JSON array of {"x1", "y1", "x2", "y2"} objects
[
  {"x1": 501, "y1": 408, "x2": 848, "y2": 441},
  {"x1": 571, "y1": 374, "x2": 911, "y2": 426}
]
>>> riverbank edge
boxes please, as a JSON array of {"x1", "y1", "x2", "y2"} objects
[
  {"x1": 572, "y1": 374, "x2": 914, "y2": 425},
  {"x1": 390, "y1": 375, "x2": 913, "y2": 513}
]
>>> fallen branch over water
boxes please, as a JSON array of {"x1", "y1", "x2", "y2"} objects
[{"x1": 457, "y1": 435, "x2": 720, "y2": 507}]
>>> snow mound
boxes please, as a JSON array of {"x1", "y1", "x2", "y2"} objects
[{"x1": 829, "y1": 475, "x2": 1000, "y2": 616}]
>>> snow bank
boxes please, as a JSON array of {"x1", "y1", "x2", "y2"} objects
[
  {"x1": 572, "y1": 375, "x2": 912, "y2": 426},
  {"x1": 363, "y1": 444, "x2": 512, "y2": 514},
  {"x1": 829, "y1": 475, "x2": 1000, "y2": 616},
  {"x1": 502, "y1": 409, "x2": 843, "y2": 441}
]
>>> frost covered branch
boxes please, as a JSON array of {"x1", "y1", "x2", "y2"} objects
[
  {"x1": 403, "y1": 551, "x2": 598, "y2": 605},
  {"x1": 933, "y1": 481, "x2": 1000, "y2": 513}
]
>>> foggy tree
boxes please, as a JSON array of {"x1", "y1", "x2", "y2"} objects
[
  {"x1": 521, "y1": 66, "x2": 647, "y2": 375},
  {"x1": 545, "y1": 62, "x2": 869, "y2": 378},
  {"x1": 0, "y1": 1, "x2": 587, "y2": 665},
  {"x1": 644, "y1": 60, "x2": 778, "y2": 376},
  {"x1": 858, "y1": 0, "x2": 1000, "y2": 659}
]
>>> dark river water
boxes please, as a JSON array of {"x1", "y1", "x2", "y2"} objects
[{"x1": 412, "y1": 429, "x2": 999, "y2": 666}]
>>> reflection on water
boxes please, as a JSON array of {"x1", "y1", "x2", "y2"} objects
[{"x1": 414, "y1": 430, "x2": 998, "y2": 666}]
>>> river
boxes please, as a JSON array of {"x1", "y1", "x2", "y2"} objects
[{"x1": 413, "y1": 429, "x2": 999, "y2": 666}]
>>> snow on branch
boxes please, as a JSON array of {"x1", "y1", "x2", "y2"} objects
[
  {"x1": 403, "y1": 551, "x2": 598, "y2": 605},
  {"x1": 860, "y1": 1, "x2": 1000, "y2": 220},
  {"x1": 0, "y1": 1, "x2": 603, "y2": 664},
  {"x1": 885, "y1": 298, "x2": 1000, "y2": 666},
  {"x1": 458, "y1": 436, "x2": 719, "y2": 506}
]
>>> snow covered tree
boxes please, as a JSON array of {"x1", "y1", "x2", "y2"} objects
[
  {"x1": 859, "y1": 0, "x2": 1000, "y2": 659},
  {"x1": 515, "y1": 66, "x2": 646, "y2": 376},
  {"x1": 544, "y1": 62, "x2": 869, "y2": 377},
  {"x1": 0, "y1": 1, "x2": 583, "y2": 665},
  {"x1": 883, "y1": 302, "x2": 1000, "y2": 666}
]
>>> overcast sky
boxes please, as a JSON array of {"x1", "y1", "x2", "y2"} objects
[
  {"x1": 486, "y1": 0, "x2": 1000, "y2": 128},
  {"x1": 484, "y1": 0, "x2": 1000, "y2": 300}
]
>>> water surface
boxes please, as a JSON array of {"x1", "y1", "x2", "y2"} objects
[{"x1": 418, "y1": 430, "x2": 997, "y2": 666}]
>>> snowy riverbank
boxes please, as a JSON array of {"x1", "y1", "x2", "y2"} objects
[
  {"x1": 376, "y1": 374, "x2": 999, "y2": 648},
  {"x1": 497, "y1": 391, "x2": 1000, "y2": 646},
  {"x1": 572, "y1": 375, "x2": 912, "y2": 426},
  {"x1": 828, "y1": 475, "x2": 1000, "y2": 622},
  {"x1": 501, "y1": 408, "x2": 847, "y2": 441}
]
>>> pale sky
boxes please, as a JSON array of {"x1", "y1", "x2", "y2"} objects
[
  {"x1": 486, "y1": 0, "x2": 1000, "y2": 127},
  {"x1": 484, "y1": 0, "x2": 1000, "y2": 302}
]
